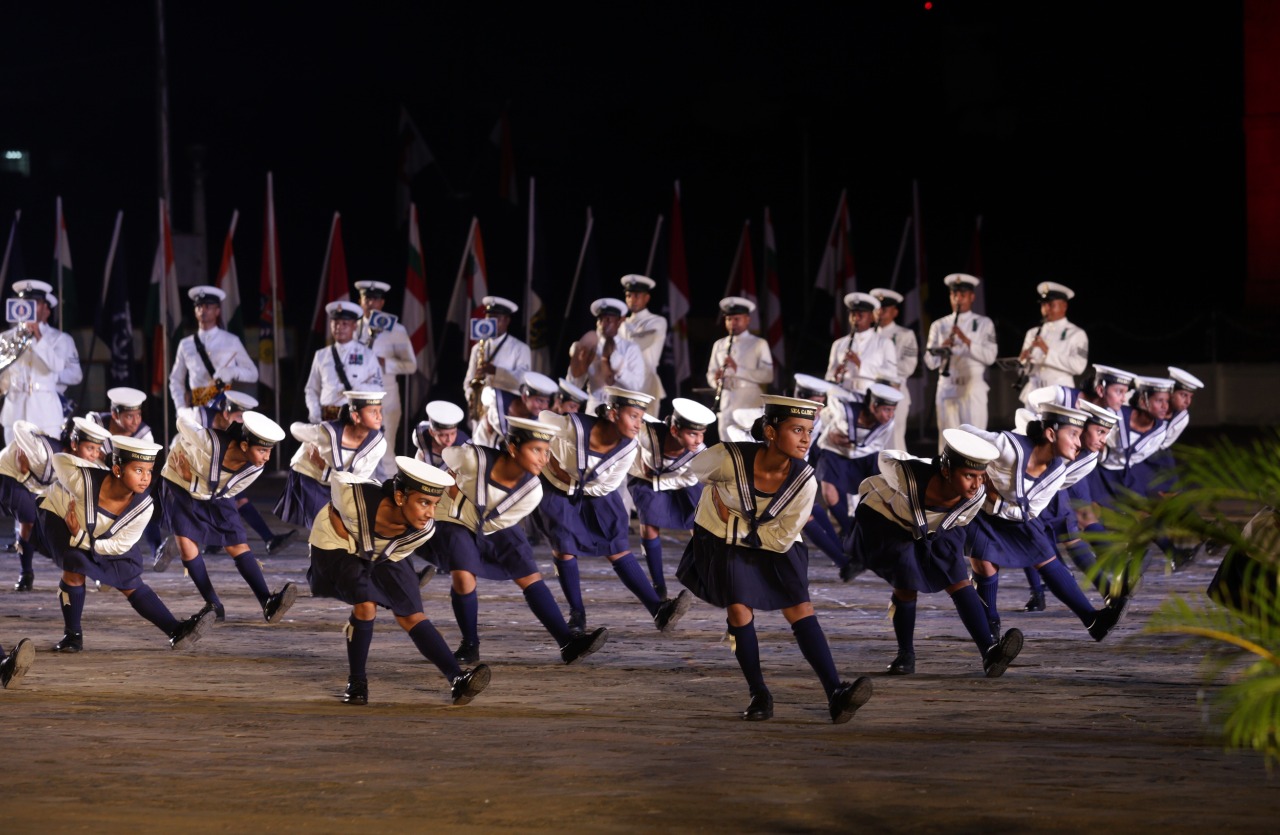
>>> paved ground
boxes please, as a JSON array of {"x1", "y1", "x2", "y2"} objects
[{"x1": 2, "y1": 474, "x2": 1277, "y2": 833}]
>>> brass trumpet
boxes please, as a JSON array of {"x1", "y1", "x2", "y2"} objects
[{"x1": 467, "y1": 338, "x2": 487, "y2": 422}]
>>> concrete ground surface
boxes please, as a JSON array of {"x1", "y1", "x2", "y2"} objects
[{"x1": 1, "y1": 476, "x2": 1277, "y2": 834}]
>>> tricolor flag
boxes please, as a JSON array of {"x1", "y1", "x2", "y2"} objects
[
  {"x1": 214, "y1": 211, "x2": 244, "y2": 336},
  {"x1": 723, "y1": 219, "x2": 759, "y2": 331},
  {"x1": 762, "y1": 207, "x2": 785, "y2": 374},
  {"x1": 442, "y1": 217, "x2": 490, "y2": 355},
  {"x1": 398, "y1": 105, "x2": 435, "y2": 223},
  {"x1": 813, "y1": 189, "x2": 856, "y2": 338},
  {"x1": 258, "y1": 173, "x2": 285, "y2": 390},
  {"x1": 52, "y1": 197, "x2": 76, "y2": 329},
  {"x1": 403, "y1": 202, "x2": 435, "y2": 401},
  {"x1": 96, "y1": 211, "x2": 134, "y2": 386},
  {"x1": 667, "y1": 181, "x2": 692, "y2": 393},
  {"x1": 310, "y1": 211, "x2": 351, "y2": 336},
  {"x1": 145, "y1": 198, "x2": 182, "y2": 398}
]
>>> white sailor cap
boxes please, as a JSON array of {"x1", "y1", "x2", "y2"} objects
[
  {"x1": 1076, "y1": 399, "x2": 1120, "y2": 428},
  {"x1": 843, "y1": 291, "x2": 880, "y2": 312},
  {"x1": 1133, "y1": 375, "x2": 1175, "y2": 393},
  {"x1": 344, "y1": 390, "x2": 386, "y2": 409},
  {"x1": 671, "y1": 398, "x2": 716, "y2": 431},
  {"x1": 1013, "y1": 407, "x2": 1037, "y2": 436},
  {"x1": 1038, "y1": 402, "x2": 1090, "y2": 429},
  {"x1": 620, "y1": 274, "x2": 656, "y2": 292},
  {"x1": 876, "y1": 371, "x2": 903, "y2": 387},
  {"x1": 866, "y1": 383, "x2": 904, "y2": 407},
  {"x1": 519, "y1": 371, "x2": 558, "y2": 397},
  {"x1": 326, "y1": 300, "x2": 363, "y2": 320},
  {"x1": 731, "y1": 407, "x2": 765, "y2": 430},
  {"x1": 869, "y1": 288, "x2": 903, "y2": 307},
  {"x1": 1168, "y1": 366, "x2": 1205, "y2": 391},
  {"x1": 1037, "y1": 281, "x2": 1075, "y2": 301},
  {"x1": 107, "y1": 387, "x2": 147, "y2": 410},
  {"x1": 793, "y1": 373, "x2": 833, "y2": 399},
  {"x1": 241, "y1": 411, "x2": 286, "y2": 447},
  {"x1": 557, "y1": 378, "x2": 589, "y2": 405},
  {"x1": 940, "y1": 428, "x2": 1000, "y2": 471},
  {"x1": 505, "y1": 415, "x2": 561, "y2": 444},
  {"x1": 222, "y1": 390, "x2": 259, "y2": 412},
  {"x1": 719, "y1": 296, "x2": 756, "y2": 315},
  {"x1": 354, "y1": 280, "x2": 392, "y2": 298},
  {"x1": 188, "y1": 285, "x2": 226, "y2": 305},
  {"x1": 1023, "y1": 386, "x2": 1064, "y2": 412},
  {"x1": 71, "y1": 416, "x2": 112, "y2": 445},
  {"x1": 425, "y1": 400, "x2": 465, "y2": 430},
  {"x1": 12, "y1": 279, "x2": 57, "y2": 308},
  {"x1": 943, "y1": 273, "x2": 980, "y2": 291},
  {"x1": 604, "y1": 386, "x2": 654, "y2": 411},
  {"x1": 481, "y1": 295, "x2": 518, "y2": 316},
  {"x1": 393, "y1": 456, "x2": 455, "y2": 496},
  {"x1": 1091, "y1": 364, "x2": 1135, "y2": 388},
  {"x1": 110, "y1": 434, "x2": 162, "y2": 463},
  {"x1": 590, "y1": 297, "x2": 627, "y2": 318},
  {"x1": 761, "y1": 395, "x2": 819, "y2": 422}
]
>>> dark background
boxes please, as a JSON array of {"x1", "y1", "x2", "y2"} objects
[{"x1": 0, "y1": 1, "x2": 1256, "y2": 413}]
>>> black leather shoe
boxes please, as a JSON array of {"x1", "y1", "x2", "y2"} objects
[
  {"x1": 263, "y1": 582, "x2": 298, "y2": 624},
  {"x1": 13, "y1": 573, "x2": 33, "y2": 592},
  {"x1": 1170, "y1": 546, "x2": 1197, "y2": 572},
  {"x1": 982, "y1": 627, "x2": 1024, "y2": 678},
  {"x1": 199, "y1": 601, "x2": 227, "y2": 623},
  {"x1": 742, "y1": 690, "x2": 774, "y2": 721},
  {"x1": 829, "y1": 677, "x2": 873, "y2": 725},
  {"x1": 1087, "y1": 597, "x2": 1128, "y2": 642},
  {"x1": 416, "y1": 564, "x2": 437, "y2": 589},
  {"x1": 654, "y1": 583, "x2": 669, "y2": 602},
  {"x1": 450, "y1": 664, "x2": 491, "y2": 705},
  {"x1": 838, "y1": 561, "x2": 864, "y2": 583},
  {"x1": 568, "y1": 609, "x2": 587, "y2": 634},
  {"x1": 54, "y1": 632, "x2": 83, "y2": 653},
  {"x1": 453, "y1": 640, "x2": 480, "y2": 664},
  {"x1": 886, "y1": 653, "x2": 916, "y2": 675},
  {"x1": 653, "y1": 589, "x2": 692, "y2": 632},
  {"x1": 0, "y1": 638, "x2": 34, "y2": 689},
  {"x1": 560, "y1": 627, "x2": 608, "y2": 664},
  {"x1": 265, "y1": 530, "x2": 297, "y2": 556},
  {"x1": 170, "y1": 608, "x2": 216, "y2": 650},
  {"x1": 1021, "y1": 591, "x2": 1046, "y2": 612},
  {"x1": 152, "y1": 537, "x2": 177, "y2": 572},
  {"x1": 342, "y1": 679, "x2": 369, "y2": 706}
]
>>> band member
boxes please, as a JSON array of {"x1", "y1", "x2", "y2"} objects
[
  {"x1": 472, "y1": 370, "x2": 558, "y2": 448},
  {"x1": 618, "y1": 274, "x2": 667, "y2": 414},
  {"x1": 307, "y1": 456, "x2": 490, "y2": 707},
  {"x1": 1018, "y1": 282, "x2": 1089, "y2": 406},
  {"x1": 161, "y1": 411, "x2": 297, "y2": 623},
  {"x1": 815, "y1": 382, "x2": 901, "y2": 535},
  {"x1": 354, "y1": 280, "x2": 417, "y2": 479},
  {"x1": 923, "y1": 274, "x2": 998, "y2": 450},
  {"x1": 825, "y1": 292, "x2": 897, "y2": 396},
  {"x1": 852, "y1": 428, "x2": 1023, "y2": 677},
  {"x1": 552, "y1": 378, "x2": 589, "y2": 415},
  {"x1": 568, "y1": 298, "x2": 646, "y2": 404},
  {"x1": 628, "y1": 398, "x2": 715, "y2": 600},
  {"x1": 40, "y1": 435, "x2": 214, "y2": 653},
  {"x1": 3, "y1": 416, "x2": 111, "y2": 591},
  {"x1": 425, "y1": 416, "x2": 609, "y2": 665},
  {"x1": 305, "y1": 301, "x2": 383, "y2": 423},
  {"x1": 1096, "y1": 375, "x2": 1173, "y2": 504},
  {"x1": 1, "y1": 638, "x2": 34, "y2": 689},
  {"x1": 276, "y1": 390, "x2": 387, "y2": 530},
  {"x1": 534, "y1": 387, "x2": 693, "y2": 633},
  {"x1": 708, "y1": 296, "x2": 773, "y2": 443},
  {"x1": 676, "y1": 395, "x2": 873, "y2": 724},
  {"x1": 870, "y1": 288, "x2": 918, "y2": 452},
  {"x1": 88, "y1": 387, "x2": 154, "y2": 442},
  {"x1": 963, "y1": 404, "x2": 1129, "y2": 643},
  {"x1": 1, "y1": 280, "x2": 83, "y2": 445},
  {"x1": 464, "y1": 296, "x2": 531, "y2": 419},
  {"x1": 412, "y1": 400, "x2": 470, "y2": 468},
  {"x1": 169, "y1": 286, "x2": 258, "y2": 408}
]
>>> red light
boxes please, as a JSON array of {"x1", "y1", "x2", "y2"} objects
[{"x1": 924, "y1": 1, "x2": 933, "y2": 8}]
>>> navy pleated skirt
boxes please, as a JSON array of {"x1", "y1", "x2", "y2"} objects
[
  {"x1": 162, "y1": 482, "x2": 246, "y2": 547},
  {"x1": 308, "y1": 546, "x2": 424, "y2": 618},
  {"x1": 965, "y1": 512, "x2": 1057, "y2": 569},
  {"x1": 628, "y1": 479, "x2": 702, "y2": 530},
  {"x1": 852, "y1": 503, "x2": 970, "y2": 593},
  {"x1": 274, "y1": 471, "x2": 330, "y2": 529},
  {"x1": 676, "y1": 525, "x2": 810, "y2": 611},
  {"x1": 38, "y1": 509, "x2": 145, "y2": 590},
  {"x1": 423, "y1": 520, "x2": 538, "y2": 581},
  {"x1": 0, "y1": 474, "x2": 37, "y2": 524},
  {"x1": 533, "y1": 481, "x2": 629, "y2": 557}
]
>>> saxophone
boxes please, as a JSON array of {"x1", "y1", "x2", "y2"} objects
[{"x1": 467, "y1": 338, "x2": 487, "y2": 422}]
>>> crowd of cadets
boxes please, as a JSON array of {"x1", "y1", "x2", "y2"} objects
[{"x1": 0, "y1": 273, "x2": 1207, "y2": 727}]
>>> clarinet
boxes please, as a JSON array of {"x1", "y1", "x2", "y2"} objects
[
  {"x1": 938, "y1": 302, "x2": 957, "y2": 378},
  {"x1": 833, "y1": 322, "x2": 856, "y2": 386},
  {"x1": 1014, "y1": 318, "x2": 1047, "y2": 390},
  {"x1": 714, "y1": 330, "x2": 736, "y2": 410}
]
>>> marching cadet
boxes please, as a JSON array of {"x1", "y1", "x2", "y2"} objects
[
  {"x1": 1026, "y1": 364, "x2": 1135, "y2": 416},
  {"x1": 534, "y1": 387, "x2": 693, "y2": 634},
  {"x1": 41, "y1": 435, "x2": 214, "y2": 653},
  {"x1": 676, "y1": 395, "x2": 873, "y2": 724},
  {"x1": 305, "y1": 301, "x2": 383, "y2": 423},
  {"x1": 618, "y1": 274, "x2": 667, "y2": 415},
  {"x1": 169, "y1": 286, "x2": 258, "y2": 408},
  {"x1": 628, "y1": 398, "x2": 716, "y2": 600},
  {"x1": 0, "y1": 280, "x2": 83, "y2": 445},
  {"x1": 1161, "y1": 366, "x2": 1204, "y2": 453},
  {"x1": 1017, "y1": 282, "x2": 1089, "y2": 407},
  {"x1": 412, "y1": 400, "x2": 470, "y2": 468},
  {"x1": 568, "y1": 298, "x2": 647, "y2": 405},
  {"x1": 354, "y1": 280, "x2": 418, "y2": 479},
  {"x1": 463, "y1": 296, "x2": 531, "y2": 423},
  {"x1": 1096, "y1": 374, "x2": 1173, "y2": 504},
  {"x1": 424, "y1": 416, "x2": 609, "y2": 665},
  {"x1": 851, "y1": 428, "x2": 1023, "y2": 677},
  {"x1": 88, "y1": 387, "x2": 154, "y2": 442},
  {"x1": 824, "y1": 292, "x2": 897, "y2": 397},
  {"x1": 815, "y1": 382, "x2": 901, "y2": 537},
  {"x1": 922, "y1": 273, "x2": 998, "y2": 451},
  {"x1": 791, "y1": 373, "x2": 854, "y2": 575},
  {"x1": 708, "y1": 296, "x2": 774, "y2": 442},
  {"x1": 1, "y1": 637, "x2": 34, "y2": 689},
  {"x1": 870, "y1": 288, "x2": 918, "y2": 452},
  {"x1": 276, "y1": 390, "x2": 387, "y2": 530},
  {"x1": 160, "y1": 411, "x2": 297, "y2": 624},
  {"x1": 553, "y1": 378, "x2": 590, "y2": 415},
  {"x1": 471, "y1": 370, "x2": 558, "y2": 449},
  {"x1": 307, "y1": 456, "x2": 490, "y2": 707}
]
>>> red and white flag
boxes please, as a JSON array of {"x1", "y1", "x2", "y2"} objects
[
  {"x1": 668, "y1": 182, "x2": 692, "y2": 392},
  {"x1": 52, "y1": 197, "x2": 75, "y2": 329},
  {"x1": 214, "y1": 210, "x2": 243, "y2": 335},
  {"x1": 403, "y1": 202, "x2": 435, "y2": 380},
  {"x1": 762, "y1": 207, "x2": 785, "y2": 372},
  {"x1": 813, "y1": 189, "x2": 856, "y2": 338},
  {"x1": 258, "y1": 173, "x2": 285, "y2": 390},
  {"x1": 723, "y1": 219, "x2": 759, "y2": 331},
  {"x1": 310, "y1": 212, "x2": 351, "y2": 335},
  {"x1": 443, "y1": 217, "x2": 490, "y2": 354},
  {"x1": 148, "y1": 199, "x2": 182, "y2": 397}
]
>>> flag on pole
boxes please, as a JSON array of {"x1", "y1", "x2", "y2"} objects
[
  {"x1": 723, "y1": 219, "x2": 759, "y2": 331},
  {"x1": 96, "y1": 211, "x2": 134, "y2": 386},
  {"x1": 667, "y1": 181, "x2": 692, "y2": 393},
  {"x1": 524, "y1": 177, "x2": 552, "y2": 373},
  {"x1": 145, "y1": 199, "x2": 182, "y2": 397},
  {"x1": 0, "y1": 210, "x2": 25, "y2": 301},
  {"x1": 398, "y1": 105, "x2": 435, "y2": 224},
  {"x1": 813, "y1": 189, "x2": 856, "y2": 338},
  {"x1": 762, "y1": 207, "x2": 786, "y2": 373},
  {"x1": 214, "y1": 211, "x2": 244, "y2": 336},
  {"x1": 968, "y1": 214, "x2": 987, "y2": 316},
  {"x1": 440, "y1": 218, "x2": 490, "y2": 367},
  {"x1": 491, "y1": 111, "x2": 518, "y2": 207},
  {"x1": 52, "y1": 197, "x2": 76, "y2": 330},
  {"x1": 258, "y1": 175, "x2": 285, "y2": 390},
  {"x1": 310, "y1": 212, "x2": 351, "y2": 335},
  {"x1": 403, "y1": 201, "x2": 435, "y2": 390}
]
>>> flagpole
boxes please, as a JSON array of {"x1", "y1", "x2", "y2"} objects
[
  {"x1": 0, "y1": 210, "x2": 19, "y2": 290},
  {"x1": 268, "y1": 172, "x2": 282, "y2": 465},
  {"x1": 159, "y1": 198, "x2": 172, "y2": 447},
  {"x1": 101, "y1": 211, "x2": 124, "y2": 307},
  {"x1": 524, "y1": 177, "x2": 535, "y2": 343},
  {"x1": 434, "y1": 217, "x2": 477, "y2": 386},
  {"x1": 55, "y1": 197, "x2": 64, "y2": 330},
  {"x1": 888, "y1": 216, "x2": 912, "y2": 292},
  {"x1": 555, "y1": 207, "x2": 594, "y2": 362},
  {"x1": 311, "y1": 212, "x2": 339, "y2": 341},
  {"x1": 644, "y1": 214, "x2": 664, "y2": 277},
  {"x1": 723, "y1": 219, "x2": 747, "y2": 298}
]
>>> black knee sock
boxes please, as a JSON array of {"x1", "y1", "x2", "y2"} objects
[
  {"x1": 450, "y1": 588, "x2": 479, "y2": 645},
  {"x1": 17, "y1": 537, "x2": 33, "y2": 575},
  {"x1": 727, "y1": 619, "x2": 767, "y2": 695},
  {"x1": 1023, "y1": 566, "x2": 1044, "y2": 594},
  {"x1": 950, "y1": 584, "x2": 995, "y2": 655},
  {"x1": 554, "y1": 557, "x2": 584, "y2": 614},
  {"x1": 237, "y1": 502, "x2": 276, "y2": 543},
  {"x1": 640, "y1": 536, "x2": 665, "y2": 588},
  {"x1": 347, "y1": 616, "x2": 374, "y2": 682},
  {"x1": 59, "y1": 580, "x2": 85, "y2": 634},
  {"x1": 891, "y1": 596, "x2": 916, "y2": 656},
  {"x1": 407, "y1": 620, "x2": 462, "y2": 682},
  {"x1": 183, "y1": 555, "x2": 221, "y2": 608},
  {"x1": 803, "y1": 515, "x2": 848, "y2": 568},
  {"x1": 1037, "y1": 559, "x2": 1097, "y2": 624},
  {"x1": 610, "y1": 552, "x2": 661, "y2": 614},
  {"x1": 127, "y1": 583, "x2": 181, "y2": 635},
  {"x1": 791, "y1": 614, "x2": 840, "y2": 698},
  {"x1": 523, "y1": 580, "x2": 572, "y2": 646},
  {"x1": 974, "y1": 573, "x2": 1000, "y2": 635},
  {"x1": 232, "y1": 552, "x2": 271, "y2": 607}
]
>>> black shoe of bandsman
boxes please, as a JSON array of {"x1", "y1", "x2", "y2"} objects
[
  {"x1": 13, "y1": 573, "x2": 33, "y2": 592},
  {"x1": 886, "y1": 653, "x2": 916, "y2": 675},
  {"x1": 453, "y1": 640, "x2": 480, "y2": 665},
  {"x1": 170, "y1": 608, "x2": 216, "y2": 650},
  {"x1": 742, "y1": 689, "x2": 774, "y2": 721},
  {"x1": 265, "y1": 530, "x2": 297, "y2": 556},
  {"x1": 1021, "y1": 591, "x2": 1046, "y2": 612},
  {"x1": 653, "y1": 589, "x2": 692, "y2": 633},
  {"x1": 829, "y1": 677, "x2": 873, "y2": 724},
  {"x1": 560, "y1": 627, "x2": 608, "y2": 664},
  {"x1": 342, "y1": 679, "x2": 368, "y2": 706},
  {"x1": 54, "y1": 632, "x2": 83, "y2": 653},
  {"x1": 982, "y1": 628, "x2": 1023, "y2": 678},
  {"x1": 450, "y1": 664, "x2": 491, "y2": 706},
  {"x1": 0, "y1": 638, "x2": 34, "y2": 689},
  {"x1": 263, "y1": 582, "x2": 298, "y2": 624}
]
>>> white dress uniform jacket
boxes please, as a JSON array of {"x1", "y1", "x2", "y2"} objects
[
  {"x1": 304, "y1": 339, "x2": 384, "y2": 423},
  {"x1": 358, "y1": 318, "x2": 418, "y2": 478},
  {"x1": 880, "y1": 321, "x2": 918, "y2": 451},
  {"x1": 923, "y1": 311, "x2": 999, "y2": 443},
  {"x1": 707, "y1": 332, "x2": 773, "y2": 441},
  {"x1": 42, "y1": 453, "x2": 150, "y2": 557},
  {"x1": 464, "y1": 333, "x2": 532, "y2": 401},
  {"x1": 168, "y1": 326, "x2": 258, "y2": 406},
  {"x1": 824, "y1": 329, "x2": 898, "y2": 395},
  {"x1": 1019, "y1": 317, "x2": 1089, "y2": 404},
  {"x1": 0, "y1": 323, "x2": 83, "y2": 444},
  {"x1": 619, "y1": 307, "x2": 668, "y2": 413},
  {"x1": 816, "y1": 393, "x2": 895, "y2": 460},
  {"x1": 568, "y1": 335, "x2": 647, "y2": 405}
]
